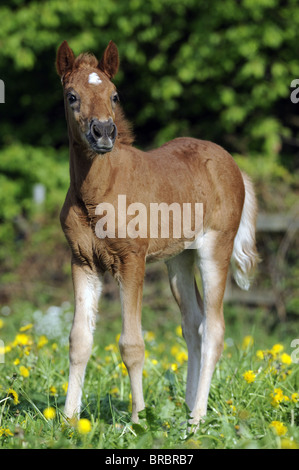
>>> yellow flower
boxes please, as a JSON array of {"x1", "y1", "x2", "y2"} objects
[
  {"x1": 269, "y1": 420, "x2": 287, "y2": 436},
  {"x1": 242, "y1": 335, "x2": 254, "y2": 349},
  {"x1": 270, "y1": 344, "x2": 284, "y2": 358},
  {"x1": 176, "y1": 350, "x2": 188, "y2": 364},
  {"x1": 144, "y1": 331, "x2": 155, "y2": 342},
  {"x1": 105, "y1": 343, "x2": 118, "y2": 353},
  {"x1": 13, "y1": 333, "x2": 31, "y2": 347},
  {"x1": 13, "y1": 358, "x2": 20, "y2": 366},
  {"x1": 171, "y1": 363, "x2": 178, "y2": 372},
  {"x1": 62, "y1": 382, "x2": 68, "y2": 394},
  {"x1": 281, "y1": 353, "x2": 292, "y2": 365},
  {"x1": 117, "y1": 362, "x2": 128, "y2": 376},
  {"x1": 242, "y1": 370, "x2": 256, "y2": 384},
  {"x1": 115, "y1": 333, "x2": 121, "y2": 343},
  {"x1": 0, "y1": 427, "x2": 14, "y2": 437},
  {"x1": 19, "y1": 365, "x2": 30, "y2": 378},
  {"x1": 37, "y1": 335, "x2": 48, "y2": 348},
  {"x1": 270, "y1": 388, "x2": 289, "y2": 407},
  {"x1": 49, "y1": 386, "x2": 57, "y2": 396},
  {"x1": 170, "y1": 345, "x2": 180, "y2": 357},
  {"x1": 7, "y1": 388, "x2": 19, "y2": 405},
  {"x1": 256, "y1": 350, "x2": 264, "y2": 360},
  {"x1": 0, "y1": 319, "x2": 4, "y2": 329},
  {"x1": 77, "y1": 418, "x2": 91, "y2": 434},
  {"x1": 151, "y1": 359, "x2": 158, "y2": 365},
  {"x1": 43, "y1": 407, "x2": 56, "y2": 420},
  {"x1": 281, "y1": 438, "x2": 299, "y2": 449},
  {"x1": 175, "y1": 325, "x2": 183, "y2": 337},
  {"x1": 291, "y1": 393, "x2": 298, "y2": 403},
  {"x1": 19, "y1": 323, "x2": 33, "y2": 332}
]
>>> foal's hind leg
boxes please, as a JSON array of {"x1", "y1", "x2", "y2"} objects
[
  {"x1": 190, "y1": 230, "x2": 233, "y2": 426},
  {"x1": 166, "y1": 250, "x2": 203, "y2": 411}
]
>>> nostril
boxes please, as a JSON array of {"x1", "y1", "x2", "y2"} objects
[
  {"x1": 92, "y1": 123, "x2": 102, "y2": 139},
  {"x1": 110, "y1": 123, "x2": 117, "y2": 140}
]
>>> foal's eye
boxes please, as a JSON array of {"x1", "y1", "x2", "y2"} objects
[
  {"x1": 112, "y1": 93, "x2": 119, "y2": 104},
  {"x1": 67, "y1": 93, "x2": 77, "y2": 104}
]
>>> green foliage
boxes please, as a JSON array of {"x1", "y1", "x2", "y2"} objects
[
  {"x1": 0, "y1": 0, "x2": 298, "y2": 156},
  {"x1": 0, "y1": 144, "x2": 69, "y2": 263}
]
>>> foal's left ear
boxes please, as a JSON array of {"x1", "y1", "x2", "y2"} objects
[{"x1": 98, "y1": 41, "x2": 119, "y2": 80}]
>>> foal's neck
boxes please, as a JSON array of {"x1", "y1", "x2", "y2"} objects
[{"x1": 68, "y1": 136, "x2": 112, "y2": 204}]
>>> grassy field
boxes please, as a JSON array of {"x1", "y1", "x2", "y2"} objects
[{"x1": 0, "y1": 291, "x2": 298, "y2": 451}]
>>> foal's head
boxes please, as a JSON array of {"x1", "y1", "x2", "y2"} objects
[{"x1": 56, "y1": 40, "x2": 120, "y2": 155}]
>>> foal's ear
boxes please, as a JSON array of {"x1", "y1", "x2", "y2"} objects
[
  {"x1": 98, "y1": 41, "x2": 119, "y2": 80},
  {"x1": 56, "y1": 40, "x2": 75, "y2": 78}
]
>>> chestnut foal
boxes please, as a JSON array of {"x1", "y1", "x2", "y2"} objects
[{"x1": 56, "y1": 40, "x2": 259, "y2": 427}]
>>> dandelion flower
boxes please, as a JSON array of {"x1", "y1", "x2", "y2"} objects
[
  {"x1": 176, "y1": 350, "x2": 188, "y2": 364},
  {"x1": 7, "y1": 388, "x2": 19, "y2": 405},
  {"x1": 270, "y1": 344, "x2": 284, "y2": 358},
  {"x1": 118, "y1": 362, "x2": 128, "y2": 376},
  {"x1": 269, "y1": 420, "x2": 287, "y2": 436},
  {"x1": 115, "y1": 333, "x2": 121, "y2": 343},
  {"x1": 256, "y1": 350, "x2": 264, "y2": 360},
  {"x1": 77, "y1": 418, "x2": 91, "y2": 434},
  {"x1": 37, "y1": 335, "x2": 48, "y2": 348},
  {"x1": 171, "y1": 363, "x2": 178, "y2": 372},
  {"x1": 175, "y1": 325, "x2": 183, "y2": 337},
  {"x1": 144, "y1": 331, "x2": 155, "y2": 342},
  {"x1": 49, "y1": 386, "x2": 57, "y2": 396},
  {"x1": 0, "y1": 319, "x2": 4, "y2": 329},
  {"x1": 170, "y1": 345, "x2": 180, "y2": 357},
  {"x1": 19, "y1": 365, "x2": 29, "y2": 378},
  {"x1": 0, "y1": 427, "x2": 14, "y2": 437},
  {"x1": 19, "y1": 323, "x2": 33, "y2": 332},
  {"x1": 105, "y1": 343, "x2": 118, "y2": 353},
  {"x1": 270, "y1": 388, "x2": 289, "y2": 407},
  {"x1": 43, "y1": 407, "x2": 56, "y2": 420},
  {"x1": 242, "y1": 370, "x2": 256, "y2": 384},
  {"x1": 291, "y1": 393, "x2": 298, "y2": 403},
  {"x1": 242, "y1": 335, "x2": 254, "y2": 349},
  {"x1": 281, "y1": 438, "x2": 299, "y2": 449},
  {"x1": 13, "y1": 334, "x2": 31, "y2": 347},
  {"x1": 280, "y1": 353, "x2": 292, "y2": 365},
  {"x1": 62, "y1": 382, "x2": 68, "y2": 394}
]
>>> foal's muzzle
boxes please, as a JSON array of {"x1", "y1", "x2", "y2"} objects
[{"x1": 88, "y1": 118, "x2": 117, "y2": 154}]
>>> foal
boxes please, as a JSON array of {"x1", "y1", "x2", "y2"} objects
[{"x1": 56, "y1": 40, "x2": 259, "y2": 427}]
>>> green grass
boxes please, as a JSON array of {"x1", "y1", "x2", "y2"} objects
[{"x1": 0, "y1": 301, "x2": 298, "y2": 449}]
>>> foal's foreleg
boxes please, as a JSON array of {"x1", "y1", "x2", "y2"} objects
[
  {"x1": 64, "y1": 260, "x2": 102, "y2": 419},
  {"x1": 118, "y1": 257, "x2": 145, "y2": 423}
]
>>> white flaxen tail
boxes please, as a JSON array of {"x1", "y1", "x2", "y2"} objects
[{"x1": 231, "y1": 172, "x2": 260, "y2": 290}]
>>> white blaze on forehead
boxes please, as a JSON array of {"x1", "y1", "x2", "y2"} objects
[{"x1": 88, "y1": 72, "x2": 102, "y2": 85}]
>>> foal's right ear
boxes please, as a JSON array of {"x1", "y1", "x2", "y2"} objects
[{"x1": 56, "y1": 40, "x2": 75, "y2": 79}]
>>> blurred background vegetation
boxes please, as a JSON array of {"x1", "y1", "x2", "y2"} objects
[{"x1": 0, "y1": 0, "x2": 298, "y2": 336}]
